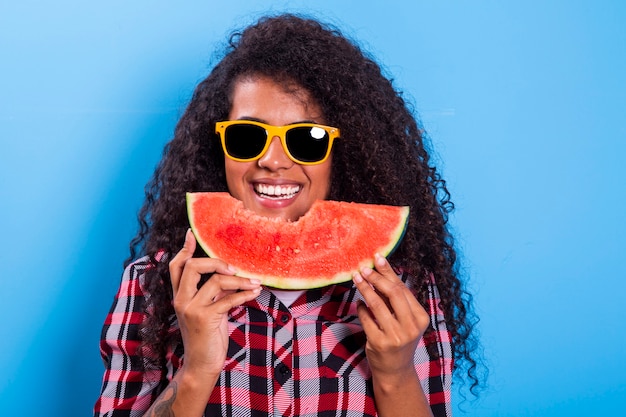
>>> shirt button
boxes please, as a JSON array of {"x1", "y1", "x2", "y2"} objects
[
  {"x1": 279, "y1": 364, "x2": 290, "y2": 375},
  {"x1": 275, "y1": 363, "x2": 292, "y2": 385},
  {"x1": 280, "y1": 313, "x2": 290, "y2": 324}
]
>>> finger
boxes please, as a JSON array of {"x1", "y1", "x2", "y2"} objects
[
  {"x1": 355, "y1": 298, "x2": 383, "y2": 337},
  {"x1": 207, "y1": 286, "x2": 262, "y2": 314},
  {"x1": 367, "y1": 255, "x2": 430, "y2": 330},
  {"x1": 353, "y1": 271, "x2": 395, "y2": 327},
  {"x1": 169, "y1": 229, "x2": 196, "y2": 295},
  {"x1": 174, "y1": 274, "x2": 260, "y2": 317},
  {"x1": 355, "y1": 270, "x2": 428, "y2": 348},
  {"x1": 176, "y1": 258, "x2": 240, "y2": 303},
  {"x1": 357, "y1": 267, "x2": 395, "y2": 313},
  {"x1": 372, "y1": 253, "x2": 396, "y2": 280},
  {"x1": 192, "y1": 273, "x2": 261, "y2": 306},
  {"x1": 362, "y1": 255, "x2": 414, "y2": 316}
]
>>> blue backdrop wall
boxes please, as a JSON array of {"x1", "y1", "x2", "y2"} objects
[{"x1": 1, "y1": 1, "x2": 625, "y2": 415}]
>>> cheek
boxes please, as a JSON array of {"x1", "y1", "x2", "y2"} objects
[
  {"x1": 224, "y1": 159, "x2": 248, "y2": 197},
  {"x1": 307, "y1": 163, "x2": 332, "y2": 197}
]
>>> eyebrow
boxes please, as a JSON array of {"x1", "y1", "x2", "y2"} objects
[{"x1": 235, "y1": 117, "x2": 319, "y2": 126}]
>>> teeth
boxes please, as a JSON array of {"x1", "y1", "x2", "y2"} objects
[{"x1": 255, "y1": 184, "x2": 300, "y2": 199}]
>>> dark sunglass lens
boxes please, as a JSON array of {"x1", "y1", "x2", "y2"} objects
[
  {"x1": 286, "y1": 126, "x2": 330, "y2": 162},
  {"x1": 224, "y1": 124, "x2": 267, "y2": 159}
]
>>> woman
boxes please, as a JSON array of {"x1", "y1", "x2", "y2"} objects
[{"x1": 95, "y1": 14, "x2": 480, "y2": 417}]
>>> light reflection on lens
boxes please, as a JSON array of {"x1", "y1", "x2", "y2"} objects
[{"x1": 310, "y1": 126, "x2": 326, "y2": 140}]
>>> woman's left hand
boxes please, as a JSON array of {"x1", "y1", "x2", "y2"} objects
[{"x1": 352, "y1": 254, "x2": 430, "y2": 378}]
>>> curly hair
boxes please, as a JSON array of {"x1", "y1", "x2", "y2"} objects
[{"x1": 127, "y1": 14, "x2": 482, "y2": 394}]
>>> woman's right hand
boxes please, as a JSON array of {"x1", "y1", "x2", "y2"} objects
[
  {"x1": 142, "y1": 230, "x2": 261, "y2": 417},
  {"x1": 169, "y1": 229, "x2": 262, "y2": 379}
]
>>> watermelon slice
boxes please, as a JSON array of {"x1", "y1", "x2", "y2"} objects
[{"x1": 186, "y1": 192, "x2": 409, "y2": 289}]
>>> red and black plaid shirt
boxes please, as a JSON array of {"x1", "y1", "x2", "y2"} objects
[{"x1": 95, "y1": 256, "x2": 453, "y2": 417}]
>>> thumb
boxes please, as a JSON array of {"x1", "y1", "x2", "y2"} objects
[
  {"x1": 170, "y1": 229, "x2": 197, "y2": 294},
  {"x1": 182, "y1": 228, "x2": 197, "y2": 255}
]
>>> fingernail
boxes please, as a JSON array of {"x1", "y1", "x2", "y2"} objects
[
  {"x1": 228, "y1": 264, "x2": 238, "y2": 273},
  {"x1": 375, "y1": 253, "x2": 386, "y2": 267},
  {"x1": 249, "y1": 278, "x2": 261, "y2": 285},
  {"x1": 353, "y1": 272, "x2": 363, "y2": 284},
  {"x1": 361, "y1": 267, "x2": 373, "y2": 276}
]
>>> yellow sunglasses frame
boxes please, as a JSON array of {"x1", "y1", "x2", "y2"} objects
[{"x1": 216, "y1": 120, "x2": 340, "y2": 165}]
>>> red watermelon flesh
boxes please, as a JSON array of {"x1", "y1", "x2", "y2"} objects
[{"x1": 187, "y1": 192, "x2": 409, "y2": 289}]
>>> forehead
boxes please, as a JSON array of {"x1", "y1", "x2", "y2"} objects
[{"x1": 228, "y1": 76, "x2": 324, "y2": 124}]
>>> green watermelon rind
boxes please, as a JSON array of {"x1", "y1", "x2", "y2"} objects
[{"x1": 186, "y1": 192, "x2": 409, "y2": 290}]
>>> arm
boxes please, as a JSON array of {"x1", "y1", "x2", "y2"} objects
[
  {"x1": 352, "y1": 254, "x2": 434, "y2": 417},
  {"x1": 94, "y1": 257, "x2": 167, "y2": 417},
  {"x1": 142, "y1": 229, "x2": 261, "y2": 417}
]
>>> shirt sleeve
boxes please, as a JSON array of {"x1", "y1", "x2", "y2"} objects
[
  {"x1": 94, "y1": 257, "x2": 166, "y2": 417},
  {"x1": 408, "y1": 274, "x2": 453, "y2": 417},
  {"x1": 423, "y1": 277, "x2": 454, "y2": 417}
]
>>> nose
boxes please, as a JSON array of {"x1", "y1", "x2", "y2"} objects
[{"x1": 257, "y1": 136, "x2": 293, "y2": 170}]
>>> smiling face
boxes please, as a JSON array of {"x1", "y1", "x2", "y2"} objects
[{"x1": 225, "y1": 76, "x2": 332, "y2": 221}]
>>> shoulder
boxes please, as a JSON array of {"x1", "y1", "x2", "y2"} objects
[
  {"x1": 398, "y1": 269, "x2": 443, "y2": 306},
  {"x1": 117, "y1": 251, "x2": 167, "y2": 293}
]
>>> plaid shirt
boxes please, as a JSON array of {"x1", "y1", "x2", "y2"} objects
[{"x1": 95, "y1": 256, "x2": 453, "y2": 417}]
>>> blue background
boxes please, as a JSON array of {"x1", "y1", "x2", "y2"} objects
[{"x1": 1, "y1": 1, "x2": 625, "y2": 415}]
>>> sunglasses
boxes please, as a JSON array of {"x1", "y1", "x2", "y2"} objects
[{"x1": 216, "y1": 120, "x2": 340, "y2": 165}]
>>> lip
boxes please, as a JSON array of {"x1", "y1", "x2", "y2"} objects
[{"x1": 250, "y1": 179, "x2": 302, "y2": 210}]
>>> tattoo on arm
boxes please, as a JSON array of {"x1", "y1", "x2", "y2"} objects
[{"x1": 148, "y1": 381, "x2": 178, "y2": 417}]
